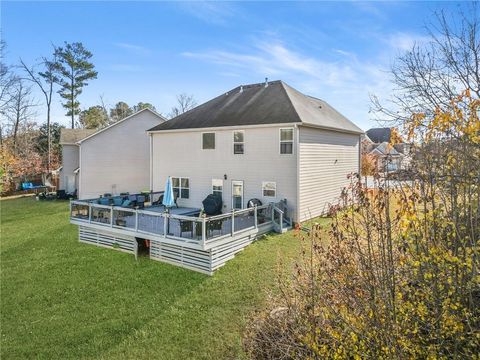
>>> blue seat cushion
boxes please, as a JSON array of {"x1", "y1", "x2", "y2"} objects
[
  {"x1": 113, "y1": 197, "x2": 123, "y2": 206},
  {"x1": 99, "y1": 198, "x2": 110, "y2": 205},
  {"x1": 122, "y1": 199, "x2": 131, "y2": 207}
]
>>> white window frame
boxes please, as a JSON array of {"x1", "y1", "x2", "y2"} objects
[
  {"x1": 279, "y1": 128, "x2": 294, "y2": 155},
  {"x1": 231, "y1": 180, "x2": 244, "y2": 210},
  {"x1": 202, "y1": 132, "x2": 215, "y2": 150},
  {"x1": 262, "y1": 181, "x2": 276, "y2": 197},
  {"x1": 212, "y1": 179, "x2": 223, "y2": 198},
  {"x1": 172, "y1": 177, "x2": 190, "y2": 199},
  {"x1": 233, "y1": 130, "x2": 245, "y2": 155}
]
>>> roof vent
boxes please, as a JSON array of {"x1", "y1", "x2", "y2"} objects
[
  {"x1": 264, "y1": 77, "x2": 268, "y2": 88},
  {"x1": 239, "y1": 85, "x2": 243, "y2": 93}
]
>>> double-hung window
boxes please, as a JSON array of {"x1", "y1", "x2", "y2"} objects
[
  {"x1": 262, "y1": 181, "x2": 276, "y2": 197},
  {"x1": 172, "y1": 177, "x2": 190, "y2": 199},
  {"x1": 233, "y1": 130, "x2": 244, "y2": 154},
  {"x1": 280, "y1": 128, "x2": 294, "y2": 154},
  {"x1": 212, "y1": 179, "x2": 223, "y2": 198},
  {"x1": 202, "y1": 132, "x2": 215, "y2": 149}
]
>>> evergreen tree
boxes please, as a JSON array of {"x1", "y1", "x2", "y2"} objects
[{"x1": 54, "y1": 42, "x2": 97, "y2": 128}]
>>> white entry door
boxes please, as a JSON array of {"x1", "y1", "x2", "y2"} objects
[
  {"x1": 66, "y1": 175, "x2": 75, "y2": 194},
  {"x1": 232, "y1": 180, "x2": 244, "y2": 210}
]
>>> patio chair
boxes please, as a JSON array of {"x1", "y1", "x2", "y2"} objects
[
  {"x1": 121, "y1": 199, "x2": 132, "y2": 208},
  {"x1": 136, "y1": 195, "x2": 145, "y2": 209},
  {"x1": 152, "y1": 194, "x2": 162, "y2": 206},
  {"x1": 128, "y1": 195, "x2": 137, "y2": 207},
  {"x1": 112, "y1": 196, "x2": 123, "y2": 206},
  {"x1": 56, "y1": 190, "x2": 71, "y2": 200},
  {"x1": 99, "y1": 197, "x2": 111, "y2": 205}
]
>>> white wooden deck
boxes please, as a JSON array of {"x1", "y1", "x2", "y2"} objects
[{"x1": 71, "y1": 199, "x2": 288, "y2": 274}]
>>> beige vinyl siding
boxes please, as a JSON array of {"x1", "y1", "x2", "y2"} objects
[
  {"x1": 79, "y1": 111, "x2": 163, "y2": 199},
  {"x1": 298, "y1": 126, "x2": 360, "y2": 222},
  {"x1": 59, "y1": 144, "x2": 79, "y2": 192},
  {"x1": 151, "y1": 126, "x2": 298, "y2": 219}
]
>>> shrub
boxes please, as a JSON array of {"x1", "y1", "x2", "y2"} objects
[{"x1": 244, "y1": 93, "x2": 479, "y2": 359}]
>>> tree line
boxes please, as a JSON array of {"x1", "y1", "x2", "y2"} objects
[{"x1": 0, "y1": 40, "x2": 196, "y2": 193}]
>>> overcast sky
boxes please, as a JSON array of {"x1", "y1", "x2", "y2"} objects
[{"x1": 2, "y1": 1, "x2": 464, "y2": 130}]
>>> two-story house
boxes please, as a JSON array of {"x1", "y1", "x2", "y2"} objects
[
  {"x1": 148, "y1": 80, "x2": 363, "y2": 223},
  {"x1": 70, "y1": 80, "x2": 363, "y2": 274}
]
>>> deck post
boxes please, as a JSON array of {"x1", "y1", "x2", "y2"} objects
[
  {"x1": 88, "y1": 203, "x2": 92, "y2": 223},
  {"x1": 202, "y1": 216, "x2": 206, "y2": 246},
  {"x1": 135, "y1": 211, "x2": 138, "y2": 231},
  {"x1": 254, "y1": 205, "x2": 258, "y2": 229},
  {"x1": 231, "y1": 210, "x2": 235, "y2": 236},
  {"x1": 110, "y1": 206, "x2": 113, "y2": 227},
  {"x1": 163, "y1": 213, "x2": 168, "y2": 238},
  {"x1": 280, "y1": 211, "x2": 283, "y2": 232}
]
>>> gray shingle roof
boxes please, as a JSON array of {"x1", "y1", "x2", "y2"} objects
[
  {"x1": 59, "y1": 128, "x2": 96, "y2": 145},
  {"x1": 366, "y1": 128, "x2": 391, "y2": 143},
  {"x1": 148, "y1": 81, "x2": 363, "y2": 134}
]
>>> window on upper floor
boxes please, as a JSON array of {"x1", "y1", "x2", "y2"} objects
[
  {"x1": 233, "y1": 130, "x2": 244, "y2": 154},
  {"x1": 280, "y1": 128, "x2": 293, "y2": 154},
  {"x1": 202, "y1": 132, "x2": 215, "y2": 150}
]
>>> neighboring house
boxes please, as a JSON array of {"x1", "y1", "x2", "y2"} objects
[
  {"x1": 59, "y1": 128, "x2": 96, "y2": 194},
  {"x1": 77, "y1": 108, "x2": 166, "y2": 199},
  {"x1": 364, "y1": 128, "x2": 412, "y2": 172},
  {"x1": 148, "y1": 80, "x2": 363, "y2": 223},
  {"x1": 370, "y1": 142, "x2": 403, "y2": 172}
]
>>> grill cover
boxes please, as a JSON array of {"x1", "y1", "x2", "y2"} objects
[
  {"x1": 202, "y1": 194, "x2": 223, "y2": 215},
  {"x1": 247, "y1": 198, "x2": 262, "y2": 208}
]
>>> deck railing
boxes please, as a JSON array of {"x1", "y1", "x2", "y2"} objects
[{"x1": 70, "y1": 199, "x2": 275, "y2": 248}]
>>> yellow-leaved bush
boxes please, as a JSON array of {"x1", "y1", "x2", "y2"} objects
[{"x1": 244, "y1": 94, "x2": 479, "y2": 359}]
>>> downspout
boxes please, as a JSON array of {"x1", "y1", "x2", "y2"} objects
[
  {"x1": 149, "y1": 133, "x2": 153, "y2": 192},
  {"x1": 78, "y1": 143, "x2": 81, "y2": 199},
  {"x1": 358, "y1": 135, "x2": 362, "y2": 176},
  {"x1": 295, "y1": 124, "x2": 300, "y2": 224}
]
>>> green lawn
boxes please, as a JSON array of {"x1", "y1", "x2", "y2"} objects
[{"x1": 0, "y1": 198, "x2": 328, "y2": 359}]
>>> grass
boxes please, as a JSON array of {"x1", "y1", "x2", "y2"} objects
[{"x1": 0, "y1": 198, "x2": 330, "y2": 359}]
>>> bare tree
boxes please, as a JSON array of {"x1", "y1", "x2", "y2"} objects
[
  {"x1": 19, "y1": 55, "x2": 58, "y2": 171},
  {"x1": 371, "y1": 3, "x2": 480, "y2": 126},
  {"x1": 0, "y1": 40, "x2": 15, "y2": 141},
  {"x1": 98, "y1": 94, "x2": 110, "y2": 122},
  {"x1": 169, "y1": 93, "x2": 197, "y2": 118},
  {"x1": 5, "y1": 79, "x2": 37, "y2": 153}
]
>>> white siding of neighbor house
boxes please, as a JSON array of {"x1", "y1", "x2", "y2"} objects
[
  {"x1": 151, "y1": 125, "x2": 298, "y2": 219},
  {"x1": 79, "y1": 111, "x2": 163, "y2": 199},
  {"x1": 298, "y1": 126, "x2": 360, "y2": 222},
  {"x1": 59, "y1": 144, "x2": 79, "y2": 193}
]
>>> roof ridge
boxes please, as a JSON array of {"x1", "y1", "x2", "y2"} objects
[
  {"x1": 279, "y1": 81, "x2": 303, "y2": 124},
  {"x1": 79, "y1": 107, "x2": 166, "y2": 143}
]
